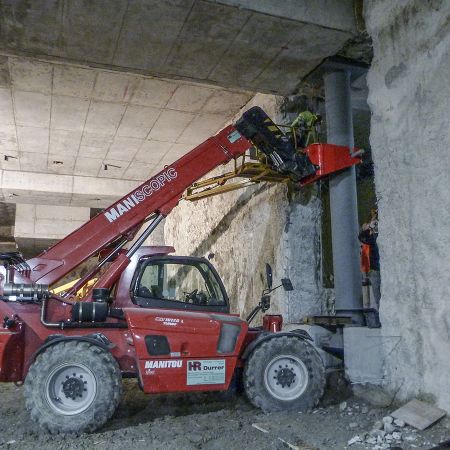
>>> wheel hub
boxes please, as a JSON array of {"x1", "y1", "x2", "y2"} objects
[
  {"x1": 275, "y1": 366, "x2": 296, "y2": 388},
  {"x1": 62, "y1": 375, "x2": 86, "y2": 400},
  {"x1": 264, "y1": 354, "x2": 309, "y2": 401},
  {"x1": 46, "y1": 363, "x2": 96, "y2": 416}
]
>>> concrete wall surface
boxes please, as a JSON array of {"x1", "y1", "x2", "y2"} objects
[
  {"x1": 164, "y1": 94, "x2": 326, "y2": 322},
  {"x1": 365, "y1": 0, "x2": 450, "y2": 408}
]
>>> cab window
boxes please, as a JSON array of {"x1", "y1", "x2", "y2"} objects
[{"x1": 136, "y1": 261, "x2": 226, "y2": 307}]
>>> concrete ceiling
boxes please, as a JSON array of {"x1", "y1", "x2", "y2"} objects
[
  {"x1": 0, "y1": 0, "x2": 361, "y2": 255},
  {"x1": 0, "y1": 55, "x2": 253, "y2": 181},
  {"x1": 0, "y1": 0, "x2": 356, "y2": 95}
]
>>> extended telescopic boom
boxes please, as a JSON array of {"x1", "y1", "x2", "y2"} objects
[{"x1": 4, "y1": 107, "x2": 359, "y2": 290}]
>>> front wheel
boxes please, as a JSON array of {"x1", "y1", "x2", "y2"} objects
[
  {"x1": 25, "y1": 340, "x2": 122, "y2": 433},
  {"x1": 244, "y1": 335, "x2": 325, "y2": 412}
]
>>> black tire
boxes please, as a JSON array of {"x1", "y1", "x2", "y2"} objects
[
  {"x1": 25, "y1": 340, "x2": 122, "y2": 434},
  {"x1": 244, "y1": 335, "x2": 325, "y2": 412}
]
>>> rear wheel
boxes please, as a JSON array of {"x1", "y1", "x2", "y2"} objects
[
  {"x1": 244, "y1": 335, "x2": 325, "y2": 412},
  {"x1": 25, "y1": 341, "x2": 122, "y2": 433}
]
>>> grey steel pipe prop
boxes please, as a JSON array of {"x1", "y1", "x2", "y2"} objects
[{"x1": 324, "y1": 70, "x2": 363, "y2": 324}]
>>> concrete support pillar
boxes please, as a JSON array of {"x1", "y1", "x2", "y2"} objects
[
  {"x1": 14, "y1": 204, "x2": 90, "y2": 256},
  {"x1": 324, "y1": 70, "x2": 362, "y2": 321}
]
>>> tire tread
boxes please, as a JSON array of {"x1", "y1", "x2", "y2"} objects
[
  {"x1": 25, "y1": 341, "x2": 122, "y2": 434},
  {"x1": 244, "y1": 335, "x2": 325, "y2": 412}
]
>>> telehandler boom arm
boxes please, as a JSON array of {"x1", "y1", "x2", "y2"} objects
[
  {"x1": 2, "y1": 107, "x2": 360, "y2": 290},
  {"x1": 24, "y1": 125, "x2": 250, "y2": 285}
]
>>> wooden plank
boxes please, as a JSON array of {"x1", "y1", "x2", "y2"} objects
[
  {"x1": 391, "y1": 399, "x2": 446, "y2": 430},
  {"x1": 251, "y1": 422, "x2": 317, "y2": 449}
]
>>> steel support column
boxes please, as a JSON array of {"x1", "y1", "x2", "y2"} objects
[{"x1": 324, "y1": 70, "x2": 362, "y2": 323}]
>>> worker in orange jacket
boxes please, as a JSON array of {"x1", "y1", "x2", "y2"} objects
[{"x1": 359, "y1": 209, "x2": 381, "y2": 309}]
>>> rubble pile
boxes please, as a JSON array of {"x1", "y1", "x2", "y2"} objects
[{"x1": 339, "y1": 400, "x2": 442, "y2": 450}]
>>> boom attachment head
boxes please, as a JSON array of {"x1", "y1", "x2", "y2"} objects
[
  {"x1": 234, "y1": 106, "x2": 317, "y2": 181},
  {"x1": 185, "y1": 107, "x2": 361, "y2": 201}
]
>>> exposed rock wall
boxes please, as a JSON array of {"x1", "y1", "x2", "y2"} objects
[
  {"x1": 365, "y1": 1, "x2": 450, "y2": 407},
  {"x1": 164, "y1": 94, "x2": 326, "y2": 322}
]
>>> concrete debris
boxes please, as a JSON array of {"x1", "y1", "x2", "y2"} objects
[
  {"x1": 392, "y1": 431, "x2": 402, "y2": 440},
  {"x1": 369, "y1": 429, "x2": 386, "y2": 439},
  {"x1": 349, "y1": 422, "x2": 358, "y2": 429},
  {"x1": 372, "y1": 420, "x2": 384, "y2": 430},
  {"x1": 361, "y1": 406, "x2": 369, "y2": 414},
  {"x1": 392, "y1": 399, "x2": 446, "y2": 430},
  {"x1": 359, "y1": 416, "x2": 410, "y2": 449},
  {"x1": 339, "y1": 401, "x2": 348, "y2": 412},
  {"x1": 348, "y1": 435, "x2": 362, "y2": 445},
  {"x1": 404, "y1": 434, "x2": 417, "y2": 441},
  {"x1": 394, "y1": 418, "x2": 405, "y2": 427}
]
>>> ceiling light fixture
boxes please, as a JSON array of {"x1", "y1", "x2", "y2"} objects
[{"x1": 103, "y1": 164, "x2": 121, "y2": 171}]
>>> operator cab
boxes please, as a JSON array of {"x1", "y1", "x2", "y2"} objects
[{"x1": 131, "y1": 256, "x2": 230, "y2": 314}]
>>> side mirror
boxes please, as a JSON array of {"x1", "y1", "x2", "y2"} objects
[
  {"x1": 281, "y1": 278, "x2": 294, "y2": 291},
  {"x1": 265, "y1": 263, "x2": 273, "y2": 289}
]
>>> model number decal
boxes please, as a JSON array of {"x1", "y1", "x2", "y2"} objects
[
  {"x1": 155, "y1": 317, "x2": 184, "y2": 326},
  {"x1": 187, "y1": 360, "x2": 225, "y2": 385}
]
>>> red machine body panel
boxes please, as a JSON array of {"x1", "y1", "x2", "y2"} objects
[
  {"x1": 301, "y1": 143, "x2": 361, "y2": 186},
  {"x1": 124, "y1": 308, "x2": 248, "y2": 393},
  {"x1": 0, "y1": 322, "x2": 24, "y2": 382},
  {"x1": 0, "y1": 304, "x2": 137, "y2": 380}
]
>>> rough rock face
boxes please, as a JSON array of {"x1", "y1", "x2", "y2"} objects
[
  {"x1": 365, "y1": 1, "x2": 450, "y2": 408},
  {"x1": 164, "y1": 94, "x2": 325, "y2": 322}
]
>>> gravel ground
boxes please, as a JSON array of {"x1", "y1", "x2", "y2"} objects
[{"x1": 0, "y1": 379, "x2": 449, "y2": 450}]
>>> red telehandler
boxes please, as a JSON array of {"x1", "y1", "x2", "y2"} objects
[{"x1": 0, "y1": 107, "x2": 359, "y2": 433}]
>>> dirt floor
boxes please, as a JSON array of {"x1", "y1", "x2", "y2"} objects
[{"x1": 0, "y1": 378, "x2": 449, "y2": 450}]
